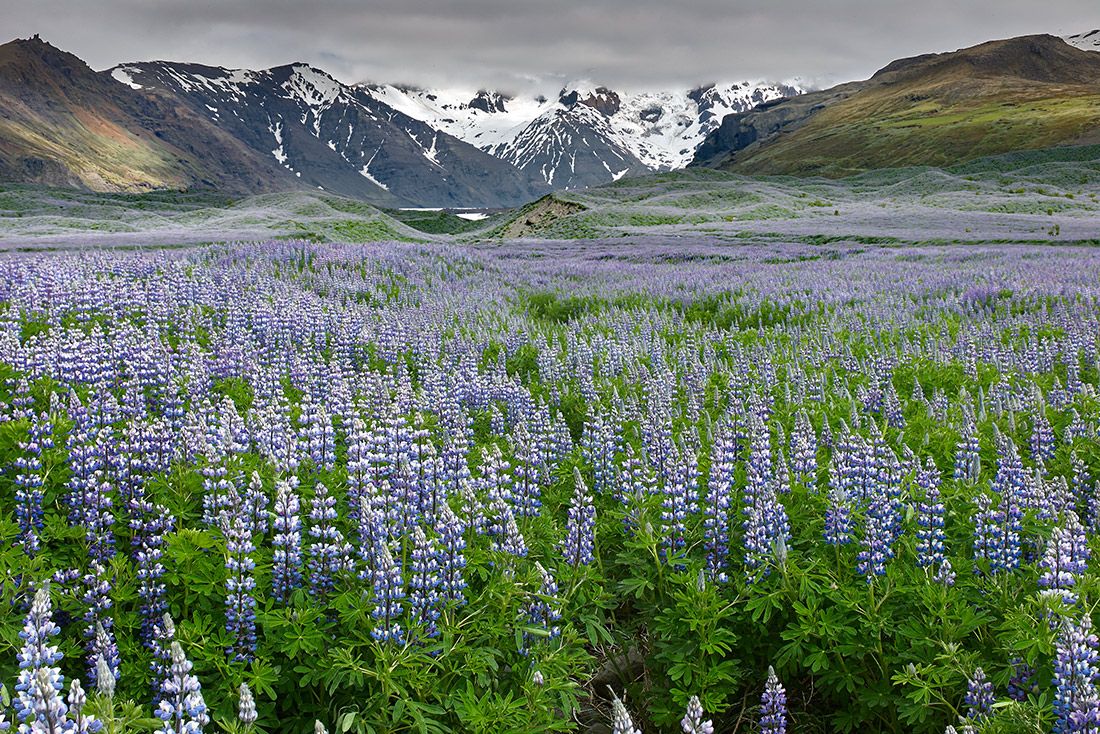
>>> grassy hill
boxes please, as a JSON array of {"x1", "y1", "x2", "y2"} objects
[{"x1": 694, "y1": 35, "x2": 1100, "y2": 177}]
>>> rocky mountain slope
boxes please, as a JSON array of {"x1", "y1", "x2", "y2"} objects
[
  {"x1": 693, "y1": 35, "x2": 1100, "y2": 177},
  {"x1": 109, "y1": 61, "x2": 547, "y2": 207},
  {"x1": 0, "y1": 36, "x2": 297, "y2": 194}
]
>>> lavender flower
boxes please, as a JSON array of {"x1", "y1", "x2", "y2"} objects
[
  {"x1": 224, "y1": 512, "x2": 257, "y2": 662},
  {"x1": 272, "y1": 480, "x2": 303, "y2": 602},
  {"x1": 13, "y1": 413, "x2": 50, "y2": 556},
  {"x1": 408, "y1": 526, "x2": 442, "y2": 639},
  {"x1": 823, "y1": 486, "x2": 854, "y2": 546},
  {"x1": 522, "y1": 562, "x2": 561, "y2": 653},
  {"x1": 371, "y1": 541, "x2": 405, "y2": 645},
  {"x1": 760, "y1": 666, "x2": 788, "y2": 734},
  {"x1": 680, "y1": 695, "x2": 714, "y2": 734},
  {"x1": 610, "y1": 694, "x2": 642, "y2": 734},
  {"x1": 155, "y1": 641, "x2": 208, "y2": 734},
  {"x1": 915, "y1": 461, "x2": 947, "y2": 574},
  {"x1": 435, "y1": 503, "x2": 468, "y2": 606},
  {"x1": 237, "y1": 682, "x2": 257, "y2": 728},
  {"x1": 1054, "y1": 614, "x2": 1100, "y2": 734},
  {"x1": 965, "y1": 667, "x2": 992, "y2": 721},
  {"x1": 14, "y1": 586, "x2": 64, "y2": 726},
  {"x1": 704, "y1": 421, "x2": 736, "y2": 581},
  {"x1": 1040, "y1": 511, "x2": 1091, "y2": 606},
  {"x1": 561, "y1": 468, "x2": 596, "y2": 569}
]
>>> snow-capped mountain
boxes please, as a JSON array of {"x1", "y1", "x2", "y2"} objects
[
  {"x1": 110, "y1": 61, "x2": 547, "y2": 207},
  {"x1": 96, "y1": 49, "x2": 801, "y2": 200},
  {"x1": 1065, "y1": 30, "x2": 1100, "y2": 52},
  {"x1": 360, "y1": 80, "x2": 801, "y2": 190}
]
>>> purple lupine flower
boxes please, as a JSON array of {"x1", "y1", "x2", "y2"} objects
[
  {"x1": 355, "y1": 492, "x2": 389, "y2": 580},
  {"x1": 581, "y1": 409, "x2": 617, "y2": 495},
  {"x1": 790, "y1": 409, "x2": 817, "y2": 484},
  {"x1": 83, "y1": 472, "x2": 116, "y2": 566},
  {"x1": 237, "y1": 683, "x2": 257, "y2": 729},
  {"x1": 370, "y1": 541, "x2": 405, "y2": 645},
  {"x1": 660, "y1": 441, "x2": 698, "y2": 558},
  {"x1": 408, "y1": 526, "x2": 442, "y2": 639},
  {"x1": 561, "y1": 468, "x2": 596, "y2": 569},
  {"x1": 489, "y1": 498, "x2": 528, "y2": 560},
  {"x1": 135, "y1": 504, "x2": 175, "y2": 643},
  {"x1": 224, "y1": 511, "x2": 257, "y2": 662},
  {"x1": 510, "y1": 420, "x2": 543, "y2": 518},
  {"x1": 522, "y1": 562, "x2": 561, "y2": 653},
  {"x1": 1032, "y1": 409, "x2": 1055, "y2": 465},
  {"x1": 89, "y1": 621, "x2": 119, "y2": 697},
  {"x1": 972, "y1": 492, "x2": 995, "y2": 570},
  {"x1": 915, "y1": 461, "x2": 947, "y2": 573},
  {"x1": 435, "y1": 502, "x2": 468, "y2": 606},
  {"x1": 66, "y1": 677, "x2": 101, "y2": 733},
  {"x1": 199, "y1": 451, "x2": 236, "y2": 528},
  {"x1": 1007, "y1": 658, "x2": 1037, "y2": 702},
  {"x1": 306, "y1": 482, "x2": 350, "y2": 599},
  {"x1": 13, "y1": 412, "x2": 51, "y2": 556},
  {"x1": 616, "y1": 442, "x2": 656, "y2": 531},
  {"x1": 610, "y1": 695, "x2": 642, "y2": 734},
  {"x1": 1054, "y1": 614, "x2": 1100, "y2": 734},
  {"x1": 704, "y1": 421, "x2": 736, "y2": 581},
  {"x1": 743, "y1": 416, "x2": 790, "y2": 582},
  {"x1": 965, "y1": 667, "x2": 993, "y2": 721},
  {"x1": 64, "y1": 394, "x2": 100, "y2": 524},
  {"x1": 479, "y1": 443, "x2": 514, "y2": 515},
  {"x1": 953, "y1": 416, "x2": 981, "y2": 484},
  {"x1": 438, "y1": 397, "x2": 472, "y2": 492},
  {"x1": 935, "y1": 558, "x2": 957, "y2": 587},
  {"x1": 680, "y1": 695, "x2": 714, "y2": 734},
  {"x1": 155, "y1": 640, "x2": 208, "y2": 734},
  {"x1": 857, "y1": 491, "x2": 896, "y2": 583},
  {"x1": 759, "y1": 666, "x2": 788, "y2": 734},
  {"x1": 823, "y1": 486, "x2": 854, "y2": 546},
  {"x1": 150, "y1": 613, "x2": 176, "y2": 705},
  {"x1": 13, "y1": 585, "x2": 64, "y2": 726},
  {"x1": 271, "y1": 480, "x2": 303, "y2": 603},
  {"x1": 1040, "y1": 511, "x2": 1091, "y2": 606},
  {"x1": 82, "y1": 564, "x2": 119, "y2": 690},
  {"x1": 243, "y1": 471, "x2": 269, "y2": 536},
  {"x1": 987, "y1": 437, "x2": 1025, "y2": 574}
]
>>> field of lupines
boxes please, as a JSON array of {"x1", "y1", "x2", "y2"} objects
[{"x1": 2, "y1": 237, "x2": 1100, "y2": 733}]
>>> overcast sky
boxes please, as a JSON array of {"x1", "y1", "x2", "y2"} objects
[{"x1": 6, "y1": 0, "x2": 1096, "y2": 91}]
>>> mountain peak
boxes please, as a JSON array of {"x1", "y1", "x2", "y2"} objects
[
  {"x1": 870, "y1": 34, "x2": 1100, "y2": 85},
  {"x1": 0, "y1": 34, "x2": 93, "y2": 76},
  {"x1": 468, "y1": 89, "x2": 509, "y2": 113},
  {"x1": 558, "y1": 84, "x2": 621, "y2": 116}
]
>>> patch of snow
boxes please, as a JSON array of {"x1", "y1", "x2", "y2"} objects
[
  {"x1": 1066, "y1": 30, "x2": 1100, "y2": 52},
  {"x1": 358, "y1": 141, "x2": 389, "y2": 190},
  {"x1": 111, "y1": 68, "x2": 143, "y2": 90},
  {"x1": 270, "y1": 121, "x2": 288, "y2": 165},
  {"x1": 456, "y1": 212, "x2": 489, "y2": 221}
]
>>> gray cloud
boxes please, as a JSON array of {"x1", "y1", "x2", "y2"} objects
[{"x1": 5, "y1": 0, "x2": 1096, "y2": 91}]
